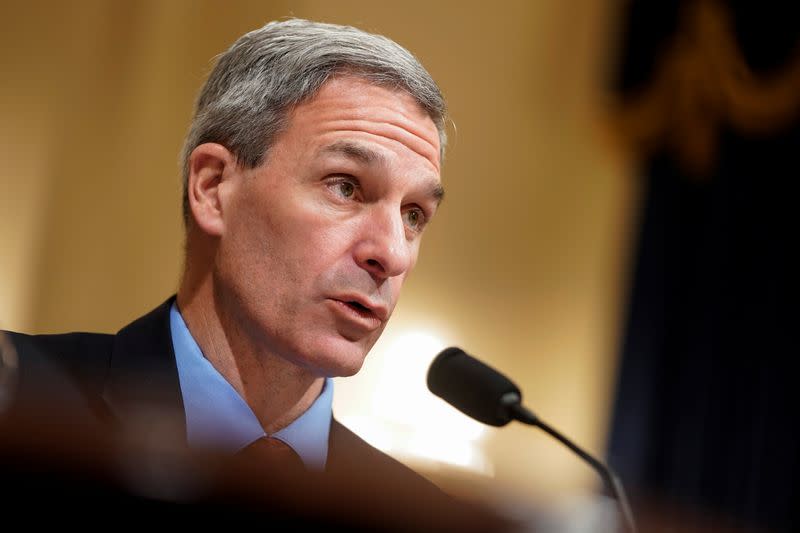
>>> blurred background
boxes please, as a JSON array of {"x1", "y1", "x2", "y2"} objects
[{"x1": 1, "y1": 0, "x2": 797, "y2": 531}]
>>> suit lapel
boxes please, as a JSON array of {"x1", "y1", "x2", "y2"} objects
[
  {"x1": 328, "y1": 418, "x2": 424, "y2": 481},
  {"x1": 102, "y1": 296, "x2": 187, "y2": 444}
]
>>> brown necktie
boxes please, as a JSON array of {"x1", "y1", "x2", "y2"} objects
[{"x1": 235, "y1": 437, "x2": 305, "y2": 471}]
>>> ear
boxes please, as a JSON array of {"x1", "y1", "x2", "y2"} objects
[{"x1": 187, "y1": 143, "x2": 237, "y2": 236}]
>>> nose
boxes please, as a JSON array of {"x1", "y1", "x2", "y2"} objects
[{"x1": 353, "y1": 205, "x2": 414, "y2": 280}]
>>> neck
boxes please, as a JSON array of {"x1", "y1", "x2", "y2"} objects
[{"x1": 177, "y1": 261, "x2": 324, "y2": 434}]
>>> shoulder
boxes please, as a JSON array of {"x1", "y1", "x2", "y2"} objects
[
  {"x1": 4, "y1": 330, "x2": 114, "y2": 387},
  {"x1": 6, "y1": 330, "x2": 114, "y2": 355},
  {"x1": 2, "y1": 330, "x2": 116, "y2": 426}
]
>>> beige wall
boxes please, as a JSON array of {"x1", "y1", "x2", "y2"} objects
[{"x1": 1, "y1": 0, "x2": 637, "y2": 503}]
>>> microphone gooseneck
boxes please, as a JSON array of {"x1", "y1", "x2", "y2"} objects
[{"x1": 427, "y1": 347, "x2": 637, "y2": 533}]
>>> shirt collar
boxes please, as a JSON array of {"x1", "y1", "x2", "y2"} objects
[{"x1": 169, "y1": 302, "x2": 332, "y2": 470}]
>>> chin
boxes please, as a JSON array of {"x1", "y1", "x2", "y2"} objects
[{"x1": 299, "y1": 336, "x2": 372, "y2": 378}]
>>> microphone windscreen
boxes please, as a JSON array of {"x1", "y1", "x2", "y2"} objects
[{"x1": 427, "y1": 347, "x2": 520, "y2": 427}]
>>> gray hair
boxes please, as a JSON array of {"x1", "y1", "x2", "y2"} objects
[{"x1": 180, "y1": 18, "x2": 447, "y2": 224}]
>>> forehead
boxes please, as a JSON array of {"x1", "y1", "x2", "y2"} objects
[{"x1": 284, "y1": 76, "x2": 442, "y2": 174}]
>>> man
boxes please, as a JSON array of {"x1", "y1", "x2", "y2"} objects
[
  {"x1": 174, "y1": 18, "x2": 445, "y2": 468},
  {"x1": 1, "y1": 17, "x2": 513, "y2": 530},
  {"x1": 176, "y1": 15, "x2": 447, "y2": 466}
]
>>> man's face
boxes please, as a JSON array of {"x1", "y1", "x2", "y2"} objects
[{"x1": 215, "y1": 76, "x2": 442, "y2": 377}]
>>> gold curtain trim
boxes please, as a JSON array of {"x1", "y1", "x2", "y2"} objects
[{"x1": 611, "y1": 0, "x2": 800, "y2": 176}]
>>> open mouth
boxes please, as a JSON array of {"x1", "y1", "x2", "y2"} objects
[
  {"x1": 329, "y1": 296, "x2": 386, "y2": 325},
  {"x1": 345, "y1": 300, "x2": 373, "y2": 316}
]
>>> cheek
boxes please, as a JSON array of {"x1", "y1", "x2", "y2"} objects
[
  {"x1": 299, "y1": 217, "x2": 360, "y2": 263},
  {"x1": 230, "y1": 194, "x2": 301, "y2": 266},
  {"x1": 226, "y1": 185, "x2": 364, "y2": 290}
]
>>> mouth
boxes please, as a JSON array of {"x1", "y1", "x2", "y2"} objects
[
  {"x1": 328, "y1": 295, "x2": 389, "y2": 331},
  {"x1": 344, "y1": 300, "x2": 374, "y2": 318}
]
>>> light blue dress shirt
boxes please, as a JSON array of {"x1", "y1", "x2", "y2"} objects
[{"x1": 169, "y1": 303, "x2": 332, "y2": 470}]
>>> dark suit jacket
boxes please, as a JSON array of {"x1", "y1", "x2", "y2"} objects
[{"x1": 1, "y1": 297, "x2": 512, "y2": 530}]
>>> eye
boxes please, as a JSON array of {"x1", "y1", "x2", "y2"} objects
[
  {"x1": 403, "y1": 207, "x2": 427, "y2": 232},
  {"x1": 335, "y1": 181, "x2": 356, "y2": 198},
  {"x1": 327, "y1": 176, "x2": 361, "y2": 200}
]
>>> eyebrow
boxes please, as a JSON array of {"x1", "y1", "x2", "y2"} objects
[
  {"x1": 320, "y1": 140, "x2": 384, "y2": 166},
  {"x1": 320, "y1": 140, "x2": 445, "y2": 206},
  {"x1": 428, "y1": 182, "x2": 445, "y2": 206}
]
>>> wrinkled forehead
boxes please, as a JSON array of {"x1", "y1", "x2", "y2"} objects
[
  {"x1": 289, "y1": 75, "x2": 442, "y2": 172},
  {"x1": 301, "y1": 72, "x2": 444, "y2": 160}
]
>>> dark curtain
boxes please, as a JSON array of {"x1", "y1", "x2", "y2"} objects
[{"x1": 606, "y1": 2, "x2": 799, "y2": 531}]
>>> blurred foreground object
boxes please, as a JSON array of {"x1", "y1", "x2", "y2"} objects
[{"x1": 0, "y1": 331, "x2": 513, "y2": 531}]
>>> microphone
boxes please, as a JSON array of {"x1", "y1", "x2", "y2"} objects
[{"x1": 427, "y1": 347, "x2": 637, "y2": 533}]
